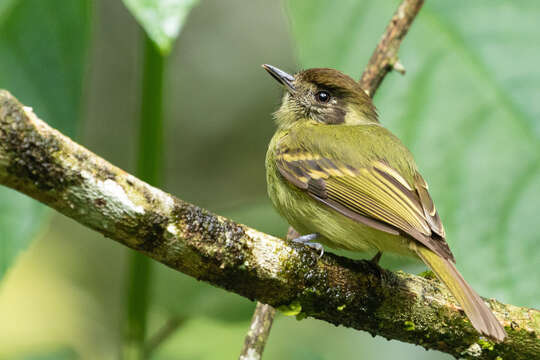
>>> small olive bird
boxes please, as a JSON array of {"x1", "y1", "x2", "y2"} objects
[{"x1": 262, "y1": 64, "x2": 507, "y2": 341}]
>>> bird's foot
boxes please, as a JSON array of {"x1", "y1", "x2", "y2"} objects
[
  {"x1": 292, "y1": 233, "x2": 324, "y2": 258},
  {"x1": 367, "y1": 251, "x2": 384, "y2": 278}
]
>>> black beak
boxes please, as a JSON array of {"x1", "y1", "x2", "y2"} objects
[{"x1": 262, "y1": 64, "x2": 295, "y2": 93}]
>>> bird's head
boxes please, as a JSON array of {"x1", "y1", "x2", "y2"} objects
[{"x1": 262, "y1": 64, "x2": 378, "y2": 129}]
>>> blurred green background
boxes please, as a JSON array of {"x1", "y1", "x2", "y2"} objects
[{"x1": 0, "y1": 0, "x2": 539, "y2": 359}]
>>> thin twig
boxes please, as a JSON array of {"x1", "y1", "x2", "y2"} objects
[
  {"x1": 359, "y1": 0, "x2": 425, "y2": 97},
  {"x1": 239, "y1": 303, "x2": 277, "y2": 360},
  {"x1": 144, "y1": 317, "x2": 185, "y2": 356},
  {"x1": 1, "y1": 91, "x2": 539, "y2": 359}
]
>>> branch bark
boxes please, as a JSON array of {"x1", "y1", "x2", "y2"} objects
[
  {"x1": 239, "y1": 303, "x2": 276, "y2": 360},
  {"x1": 359, "y1": 0, "x2": 424, "y2": 97},
  {"x1": 1, "y1": 91, "x2": 539, "y2": 359}
]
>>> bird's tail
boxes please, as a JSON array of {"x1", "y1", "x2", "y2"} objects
[{"x1": 415, "y1": 246, "x2": 507, "y2": 342}]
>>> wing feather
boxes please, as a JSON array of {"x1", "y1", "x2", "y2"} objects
[{"x1": 275, "y1": 140, "x2": 454, "y2": 262}]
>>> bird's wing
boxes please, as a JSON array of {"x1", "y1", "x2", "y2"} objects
[{"x1": 275, "y1": 131, "x2": 453, "y2": 262}]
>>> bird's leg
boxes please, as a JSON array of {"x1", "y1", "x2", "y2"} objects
[
  {"x1": 370, "y1": 251, "x2": 383, "y2": 264},
  {"x1": 292, "y1": 233, "x2": 324, "y2": 257},
  {"x1": 366, "y1": 251, "x2": 384, "y2": 278}
]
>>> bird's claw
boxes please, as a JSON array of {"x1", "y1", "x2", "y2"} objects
[
  {"x1": 306, "y1": 242, "x2": 324, "y2": 258},
  {"x1": 366, "y1": 256, "x2": 384, "y2": 279},
  {"x1": 292, "y1": 233, "x2": 324, "y2": 258}
]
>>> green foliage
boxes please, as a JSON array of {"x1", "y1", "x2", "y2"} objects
[
  {"x1": 0, "y1": 0, "x2": 17, "y2": 25},
  {"x1": 153, "y1": 262, "x2": 255, "y2": 323},
  {"x1": 0, "y1": 0, "x2": 91, "y2": 281},
  {"x1": 0, "y1": 191, "x2": 48, "y2": 283},
  {"x1": 122, "y1": 0, "x2": 199, "y2": 55},
  {"x1": 18, "y1": 348, "x2": 77, "y2": 360}
]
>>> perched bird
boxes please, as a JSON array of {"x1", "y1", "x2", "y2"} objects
[{"x1": 262, "y1": 64, "x2": 507, "y2": 342}]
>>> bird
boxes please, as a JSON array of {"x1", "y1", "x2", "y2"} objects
[{"x1": 262, "y1": 64, "x2": 507, "y2": 342}]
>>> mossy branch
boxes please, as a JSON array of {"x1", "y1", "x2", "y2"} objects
[{"x1": 0, "y1": 91, "x2": 539, "y2": 359}]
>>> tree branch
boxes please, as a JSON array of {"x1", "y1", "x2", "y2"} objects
[
  {"x1": 144, "y1": 317, "x2": 185, "y2": 356},
  {"x1": 239, "y1": 303, "x2": 276, "y2": 360},
  {"x1": 0, "y1": 91, "x2": 539, "y2": 359},
  {"x1": 359, "y1": 0, "x2": 424, "y2": 97}
]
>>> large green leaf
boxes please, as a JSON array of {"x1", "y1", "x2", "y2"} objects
[
  {"x1": 0, "y1": 0, "x2": 18, "y2": 26},
  {"x1": 122, "y1": 0, "x2": 199, "y2": 55},
  {"x1": 0, "y1": 0, "x2": 92, "y2": 280},
  {"x1": 286, "y1": 0, "x2": 540, "y2": 308}
]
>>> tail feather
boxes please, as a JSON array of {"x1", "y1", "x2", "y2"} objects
[{"x1": 416, "y1": 246, "x2": 507, "y2": 342}]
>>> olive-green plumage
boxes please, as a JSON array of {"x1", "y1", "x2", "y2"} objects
[{"x1": 262, "y1": 64, "x2": 507, "y2": 341}]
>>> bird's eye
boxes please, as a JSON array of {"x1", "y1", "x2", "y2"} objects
[{"x1": 315, "y1": 91, "x2": 330, "y2": 103}]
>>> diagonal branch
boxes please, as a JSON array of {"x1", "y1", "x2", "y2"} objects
[
  {"x1": 359, "y1": 0, "x2": 424, "y2": 97},
  {"x1": 0, "y1": 91, "x2": 539, "y2": 359},
  {"x1": 144, "y1": 316, "x2": 185, "y2": 356},
  {"x1": 239, "y1": 303, "x2": 276, "y2": 360}
]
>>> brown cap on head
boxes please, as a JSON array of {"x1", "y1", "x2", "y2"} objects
[
  {"x1": 296, "y1": 68, "x2": 371, "y2": 101},
  {"x1": 262, "y1": 64, "x2": 378, "y2": 125}
]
